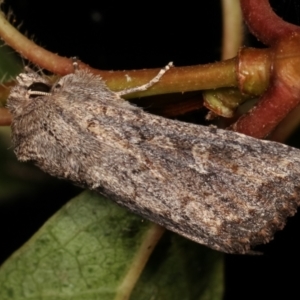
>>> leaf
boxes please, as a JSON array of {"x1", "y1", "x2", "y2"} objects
[
  {"x1": 131, "y1": 233, "x2": 224, "y2": 300},
  {"x1": 0, "y1": 42, "x2": 21, "y2": 83},
  {"x1": 0, "y1": 191, "x2": 223, "y2": 300}
]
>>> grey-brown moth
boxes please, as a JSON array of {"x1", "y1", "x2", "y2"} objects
[{"x1": 7, "y1": 65, "x2": 300, "y2": 254}]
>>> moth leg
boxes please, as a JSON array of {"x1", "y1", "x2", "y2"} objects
[{"x1": 116, "y1": 62, "x2": 173, "y2": 97}]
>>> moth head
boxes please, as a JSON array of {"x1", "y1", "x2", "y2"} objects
[
  {"x1": 7, "y1": 70, "x2": 52, "y2": 117},
  {"x1": 7, "y1": 68, "x2": 85, "y2": 119}
]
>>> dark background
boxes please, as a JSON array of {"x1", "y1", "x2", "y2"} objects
[{"x1": 1, "y1": 0, "x2": 300, "y2": 299}]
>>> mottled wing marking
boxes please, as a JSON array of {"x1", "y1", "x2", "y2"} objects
[{"x1": 7, "y1": 69, "x2": 300, "y2": 254}]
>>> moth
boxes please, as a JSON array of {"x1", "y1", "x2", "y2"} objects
[{"x1": 7, "y1": 63, "x2": 300, "y2": 254}]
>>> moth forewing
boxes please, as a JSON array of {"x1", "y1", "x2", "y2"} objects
[{"x1": 7, "y1": 66, "x2": 300, "y2": 254}]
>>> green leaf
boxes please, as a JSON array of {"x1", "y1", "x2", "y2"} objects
[
  {"x1": 0, "y1": 191, "x2": 223, "y2": 300},
  {"x1": 131, "y1": 233, "x2": 224, "y2": 300},
  {"x1": 0, "y1": 42, "x2": 22, "y2": 82}
]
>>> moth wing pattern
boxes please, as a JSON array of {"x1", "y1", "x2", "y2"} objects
[{"x1": 7, "y1": 68, "x2": 300, "y2": 254}]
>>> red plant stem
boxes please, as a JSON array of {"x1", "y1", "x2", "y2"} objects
[
  {"x1": 232, "y1": 0, "x2": 300, "y2": 138},
  {"x1": 232, "y1": 34, "x2": 300, "y2": 138},
  {"x1": 0, "y1": 108, "x2": 11, "y2": 126},
  {"x1": 232, "y1": 78, "x2": 300, "y2": 138},
  {"x1": 240, "y1": 0, "x2": 300, "y2": 46}
]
